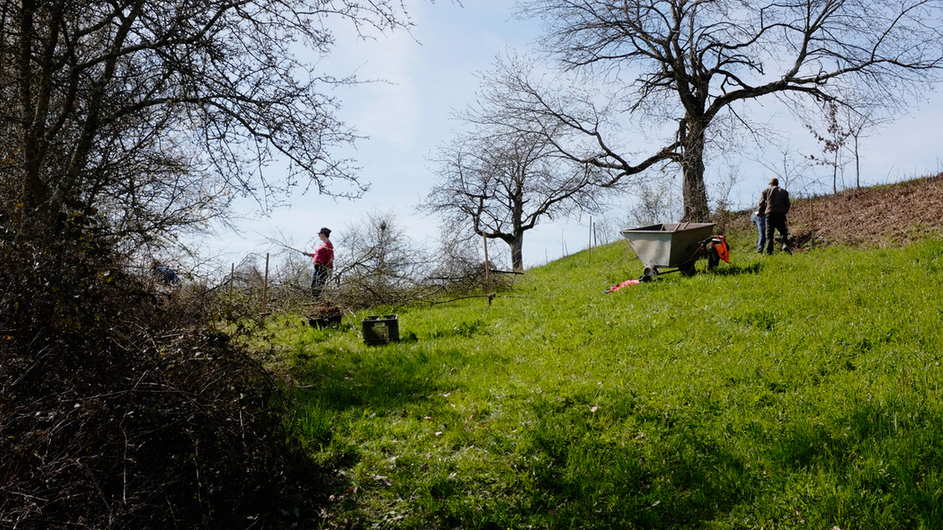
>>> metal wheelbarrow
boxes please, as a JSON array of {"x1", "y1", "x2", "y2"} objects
[{"x1": 620, "y1": 222, "x2": 729, "y2": 282}]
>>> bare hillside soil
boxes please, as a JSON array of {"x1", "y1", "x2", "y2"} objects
[{"x1": 721, "y1": 173, "x2": 943, "y2": 250}]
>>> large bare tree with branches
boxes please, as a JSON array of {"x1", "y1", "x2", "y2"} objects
[
  {"x1": 1, "y1": 0, "x2": 413, "y2": 247},
  {"x1": 424, "y1": 106, "x2": 621, "y2": 271},
  {"x1": 510, "y1": 0, "x2": 943, "y2": 221}
]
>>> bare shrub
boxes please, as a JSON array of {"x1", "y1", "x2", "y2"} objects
[
  {"x1": 0, "y1": 217, "x2": 327, "y2": 529},
  {"x1": 331, "y1": 212, "x2": 437, "y2": 309}
]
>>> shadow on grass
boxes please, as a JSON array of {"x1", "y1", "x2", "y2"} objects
[
  {"x1": 285, "y1": 344, "x2": 474, "y2": 515},
  {"x1": 708, "y1": 261, "x2": 763, "y2": 277},
  {"x1": 646, "y1": 261, "x2": 763, "y2": 281},
  {"x1": 766, "y1": 396, "x2": 943, "y2": 527},
  {"x1": 291, "y1": 345, "x2": 468, "y2": 413},
  {"x1": 516, "y1": 394, "x2": 758, "y2": 529}
]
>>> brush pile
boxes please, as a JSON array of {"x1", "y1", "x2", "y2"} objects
[{"x1": 0, "y1": 220, "x2": 326, "y2": 529}]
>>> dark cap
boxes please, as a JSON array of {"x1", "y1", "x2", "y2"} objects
[{"x1": 319, "y1": 227, "x2": 331, "y2": 236}]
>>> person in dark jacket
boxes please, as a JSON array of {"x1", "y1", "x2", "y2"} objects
[{"x1": 757, "y1": 178, "x2": 791, "y2": 255}]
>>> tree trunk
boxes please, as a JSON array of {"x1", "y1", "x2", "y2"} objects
[
  {"x1": 679, "y1": 119, "x2": 710, "y2": 222},
  {"x1": 854, "y1": 136, "x2": 861, "y2": 189},
  {"x1": 832, "y1": 148, "x2": 839, "y2": 194},
  {"x1": 15, "y1": 0, "x2": 54, "y2": 235},
  {"x1": 509, "y1": 234, "x2": 524, "y2": 272}
]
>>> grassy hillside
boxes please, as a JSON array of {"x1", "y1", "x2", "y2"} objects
[{"x1": 261, "y1": 218, "x2": 943, "y2": 529}]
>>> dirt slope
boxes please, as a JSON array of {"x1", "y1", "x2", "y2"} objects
[{"x1": 723, "y1": 173, "x2": 943, "y2": 250}]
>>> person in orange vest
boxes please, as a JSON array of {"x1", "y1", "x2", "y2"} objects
[{"x1": 303, "y1": 227, "x2": 334, "y2": 299}]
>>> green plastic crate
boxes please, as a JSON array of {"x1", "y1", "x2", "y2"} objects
[{"x1": 362, "y1": 314, "x2": 399, "y2": 346}]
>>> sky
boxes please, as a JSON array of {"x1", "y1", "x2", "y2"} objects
[{"x1": 194, "y1": 1, "x2": 943, "y2": 276}]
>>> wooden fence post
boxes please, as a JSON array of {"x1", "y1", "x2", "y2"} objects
[
  {"x1": 261, "y1": 253, "x2": 269, "y2": 318},
  {"x1": 483, "y1": 233, "x2": 490, "y2": 291}
]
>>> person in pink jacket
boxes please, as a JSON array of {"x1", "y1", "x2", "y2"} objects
[{"x1": 304, "y1": 227, "x2": 334, "y2": 299}]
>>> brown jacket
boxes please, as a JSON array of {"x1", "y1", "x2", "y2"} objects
[{"x1": 758, "y1": 185, "x2": 790, "y2": 215}]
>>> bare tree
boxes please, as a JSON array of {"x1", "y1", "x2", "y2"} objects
[
  {"x1": 626, "y1": 176, "x2": 682, "y2": 227},
  {"x1": 1, "y1": 0, "x2": 413, "y2": 245},
  {"x1": 335, "y1": 211, "x2": 432, "y2": 307},
  {"x1": 806, "y1": 101, "x2": 853, "y2": 194},
  {"x1": 426, "y1": 226, "x2": 500, "y2": 294},
  {"x1": 844, "y1": 115, "x2": 877, "y2": 191},
  {"x1": 756, "y1": 140, "x2": 813, "y2": 193},
  {"x1": 806, "y1": 100, "x2": 888, "y2": 191},
  {"x1": 512, "y1": 0, "x2": 943, "y2": 221},
  {"x1": 423, "y1": 87, "x2": 624, "y2": 271}
]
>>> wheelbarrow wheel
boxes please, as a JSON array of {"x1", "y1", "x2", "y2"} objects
[{"x1": 640, "y1": 266, "x2": 657, "y2": 282}]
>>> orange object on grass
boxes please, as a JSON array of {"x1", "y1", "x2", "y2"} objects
[{"x1": 714, "y1": 235, "x2": 730, "y2": 263}]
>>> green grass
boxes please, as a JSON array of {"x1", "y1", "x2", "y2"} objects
[{"x1": 261, "y1": 237, "x2": 943, "y2": 529}]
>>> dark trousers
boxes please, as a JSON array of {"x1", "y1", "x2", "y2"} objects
[
  {"x1": 311, "y1": 264, "x2": 331, "y2": 299},
  {"x1": 765, "y1": 213, "x2": 789, "y2": 254}
]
